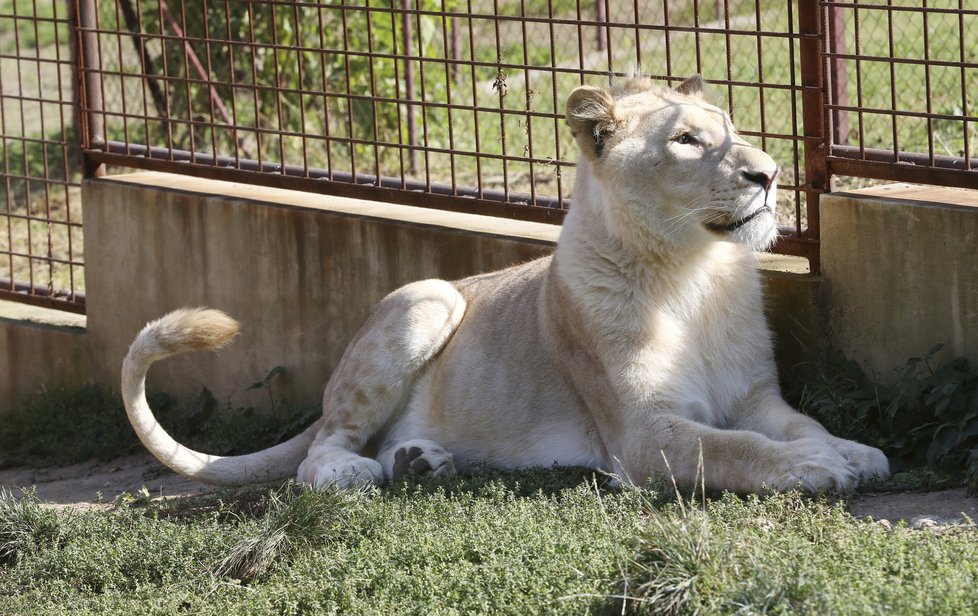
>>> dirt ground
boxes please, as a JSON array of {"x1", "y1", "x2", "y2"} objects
[
  {"x1": 0, "y1": 454, "x2": 210, "y2": 511},
  {"x1": 2, "y1": 454, "x2": 976, "y2": 525}
]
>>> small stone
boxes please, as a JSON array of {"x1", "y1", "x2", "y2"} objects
[{"x1": 910, "y1": 515, "x2": 943, "y2": 530}]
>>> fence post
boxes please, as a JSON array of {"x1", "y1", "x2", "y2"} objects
[
  {"x1": 797, "y1": 0, "x2": 829, "y2": 272},
  {"x1": 69, "y1": 0, "x2": 105, "y2": 177}
]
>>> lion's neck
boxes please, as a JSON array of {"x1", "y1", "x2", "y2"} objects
[
  {"x1": 550, "y1": 186, "x2": 750, "y2": 331},
  {"x1": 559, "y1": 188, "x2": 721, "y2": 275}
]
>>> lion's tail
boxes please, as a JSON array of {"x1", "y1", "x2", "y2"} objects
[{"x1": 121, "y1": 308, "x2": 319, "y2": 485}]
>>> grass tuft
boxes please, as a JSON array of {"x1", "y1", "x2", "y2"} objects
[
  {"x1": 0, "y1": 488, "x2": 61, "y2": 565},
  {"x1": 624, "y1": 503, "x2": 713, "y2": 615},
  {"x1": 210, "y1": 484, "x2": 355, "y2": 582}
]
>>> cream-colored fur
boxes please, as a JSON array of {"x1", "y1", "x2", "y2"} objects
[{"x1": 121, "y1": 76, "x2": 890, "y2": 492}]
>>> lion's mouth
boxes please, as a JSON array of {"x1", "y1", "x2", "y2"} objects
[{"x1": 704, "y1": 206, "x2": 769, "y2": 234}]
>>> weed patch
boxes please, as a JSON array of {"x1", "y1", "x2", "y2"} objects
[
  {"x1": 0, "y1": 489, "x2": 62, "y2": 566},
  {"x1": 619, "y1": 491, "x2": 978, "y2": 615},
  {"x1": 792, "y1": 345, "x2": 978, "y2": 490}
]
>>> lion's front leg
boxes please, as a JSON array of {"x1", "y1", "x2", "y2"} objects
[
  {"x1": 733, "y1": 389, "x2": 890, "y2": 483},
  {"x1": 618, "y1": 413, "x2": 859, "y2": 493}
]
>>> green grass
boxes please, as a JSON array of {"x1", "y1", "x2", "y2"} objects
[{"x1": 2, "y1": 474, "x2": 978, "y2": 614}]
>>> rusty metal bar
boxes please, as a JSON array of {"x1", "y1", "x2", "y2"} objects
[
  {"x1": 71, "y1": 0, "x2": 104, "y2": 178},
  {"x1": 0, "y1": 283, "x2": 86, "y2": 314},
  {"x1": 401, "y1": 0, "x2": 418, "y2": 175},
  {"x1": 826, "y1": 3, "x2": 848, "y2": 144},
  {"x1": 798, "y1": 0, "x2": 829, "y2": 272},
  {"x1": 829, "y1": 146, "x2": 978, "y2": 189},
  {"x1": 86, "y1": 143, "x2": 568, "y2": 223}
]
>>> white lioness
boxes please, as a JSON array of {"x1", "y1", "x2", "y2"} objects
[{"x1": 122, "y1": 76, "x2": 889, "y2": 493}]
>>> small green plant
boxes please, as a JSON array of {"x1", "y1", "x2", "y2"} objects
[
  {"x1": 0, "y1": 385, "x2": 153, "y2": 468},
  {"x1": 794, "y1": 344, "x2": 978, "y2": 485},
  {"x1": 246, "y1": 365, "x2": 286, "y2": 413},
  {"x1": 160, "y1": 386, "x2": 320, "y2": 457}
]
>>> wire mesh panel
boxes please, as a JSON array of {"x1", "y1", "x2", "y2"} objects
[
  {"x1": 76, "y1": 0, "x2": 815, "y2": 256},
  {"x1": 2, "y1": 1, "x2": 976, "y2": 305},
  {"x1": 823, "y1": 0, "x2": 977, "y2": 187},
  {"x1": 0, "y1": 0, "x2": 84, "y2": 311}
]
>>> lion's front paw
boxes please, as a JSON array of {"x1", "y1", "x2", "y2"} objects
[
  {"x1": 826, "y1": 437, "x2": 890, "y2": 483},
  {"x1": 297, "y1": 450, "x2": 384, "y2": 489},
  {"x1": 767, "y1": 438, "x2": 857, "y2": 492}
]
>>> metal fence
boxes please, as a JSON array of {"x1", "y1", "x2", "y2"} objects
[
  {"x1": 1, "y1": 0, "x2": 976, "y2": 312},
  {"x1": 823, "y1": 1, "x2": 976, "y2": 186},
  {"x1": 0, "y1": 0, "x2": 83, "y2": 312}
]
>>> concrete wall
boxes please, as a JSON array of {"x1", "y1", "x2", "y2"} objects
[
  {"x1": 81, "y1": 172, "x2": 560, "y2": 410},
  {"x1": 1, "y1": 171, "x2": 817, "y2": 413},
  {"x1": 0, "y1": 302, "x2": 89, "y2": 413},
  {"x1": 821, "y1": 184, "x2": 978, "y2": 378}
]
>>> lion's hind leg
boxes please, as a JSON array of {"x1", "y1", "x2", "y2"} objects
[{"x1": 297, "y1": 280, "x2": 466, "y2": 489}]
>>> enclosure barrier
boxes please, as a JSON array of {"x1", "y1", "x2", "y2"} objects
[{"x1": 0, "y1": 0, "x2": 975, "y2": 312}]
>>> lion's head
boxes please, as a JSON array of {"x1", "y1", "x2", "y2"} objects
[{"x1": 566, "y1": 76, "x2": 779, "y2": 252}]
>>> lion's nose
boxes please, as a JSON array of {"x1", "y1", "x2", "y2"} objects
[{"x1": 742, "y1": 167, "x2": 779, "y2": 191}]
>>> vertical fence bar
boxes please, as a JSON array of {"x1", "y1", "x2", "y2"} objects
[
  {"x1": 401, "y1": 0, "x2": 418, "y2": 174},
  {"x1": 594, "y1": 0, "x2": 606, "y2": 52},
  {"x1": 70, "y1": 0, "x2": 105, "y2": 177},
  {"x1": 798, "y1": 0, "x2": 829, "y2": 272},
  {"x1": 826, "y1": 3, "x2": 848, "y2": 144}
]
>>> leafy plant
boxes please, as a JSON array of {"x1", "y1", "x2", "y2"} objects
[
  {"x1": 794, "y1": 344, "x2": 978, "y2": 484},
  {"x1": 150, "y1": 384, "x2": 320, "y2": 458},
  {"x1": 246, "y1": 365, "x2": 286, "y2": 413}
]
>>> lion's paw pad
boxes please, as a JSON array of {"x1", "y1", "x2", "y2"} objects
[{"x1": 392, "y1": 440, "x2": 455, "y2": 480}]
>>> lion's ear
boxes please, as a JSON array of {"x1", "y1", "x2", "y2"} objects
[
  {"x1": 566, "y1": 86, "x2": 618, "y2": 161},
  {"x1": 675, "y1": 74, "x2": 706, "y2": 99}
]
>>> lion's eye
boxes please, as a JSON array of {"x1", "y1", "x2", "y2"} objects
[{"x1": 678, "y1": 132, "x2": 697, "y2": 145}]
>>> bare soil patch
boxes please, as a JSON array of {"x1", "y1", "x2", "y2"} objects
[
  {"x1": 0, "y1": 454, "x2": 210, "y2": 511},
  {"x1": 849, "y1": 488, "x2": 978, "y2": 527}
]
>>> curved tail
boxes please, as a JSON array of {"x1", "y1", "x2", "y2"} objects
[{"x1": 121, "y1": 308, "x2": 319, "y2": 485}]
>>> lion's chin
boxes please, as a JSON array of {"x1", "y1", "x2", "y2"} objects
[{"x1": 704, "y1": 209, "x2": 777, "y2": 251}]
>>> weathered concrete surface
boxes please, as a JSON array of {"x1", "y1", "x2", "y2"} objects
[
  {"x1": 13, "y1": 171, "x2": 811, "y2": 414},
  {"x1": 0, "y1": 301, "x2": 89, "y2": 414},
  {"x1": 761, "y1": 262, "x2": 821, "y2": 387},
  {"x1": 821, "y1": 184, "x2": 978, "y2": 378},
  {"x1": 82, "y1": 173, "x2": 556, "y2": 411}
]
